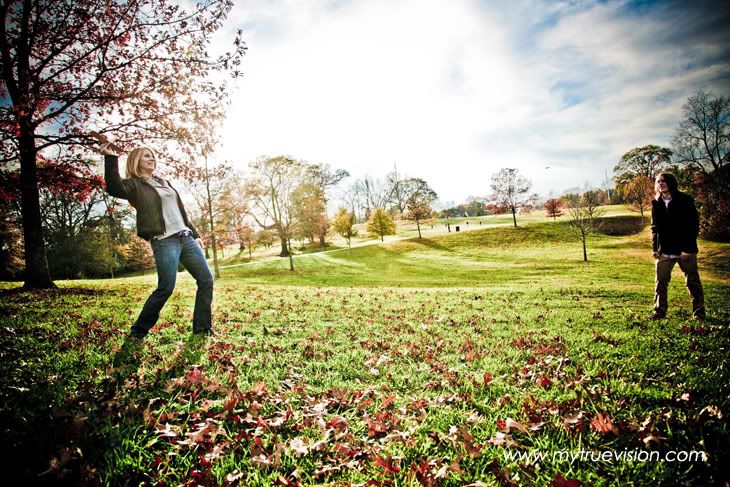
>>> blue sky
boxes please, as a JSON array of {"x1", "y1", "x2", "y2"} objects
[{"x1": 216, "y1": 0, "x2": 730, "y2": 204}]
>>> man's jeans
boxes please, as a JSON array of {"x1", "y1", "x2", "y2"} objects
[
  {"x1": 654, "y1": 254, "x2": 705, "y2": 319},
  {"x1": 130, "y1": 233, "x2": 214, "y2": 337}
]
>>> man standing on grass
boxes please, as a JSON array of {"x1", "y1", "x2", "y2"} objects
[{"x1": 650, "y1": 173, "x2": 705, "y2": 321}]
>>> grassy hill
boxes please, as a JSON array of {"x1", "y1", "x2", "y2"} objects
[
  {"x1": 1, "y1": 213, "x2": 729, "y2": 485},
  {"x1": 219, "y1": 215, "x2": 728, "y2": 292}
]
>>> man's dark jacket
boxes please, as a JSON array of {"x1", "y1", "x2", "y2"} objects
[
  {"x1": 105, "y1": 155, "x2": 199, "y2": 241},
  {"x1": 651, "y1": 190, "x2": 699, "y2": 255}
]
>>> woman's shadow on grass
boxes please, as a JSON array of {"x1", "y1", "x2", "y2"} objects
[{"x1": 111, "y1": 334, "x2": 209, "y2": 387}]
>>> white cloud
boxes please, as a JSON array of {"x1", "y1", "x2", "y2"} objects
[{"x1": 216, "y1": 0, "x2": 730, "y2": 201}]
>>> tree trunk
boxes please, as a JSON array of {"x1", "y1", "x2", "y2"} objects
[
  {"x1": 511, "y1": 209, "x2": 517, "y2": 227},
  {"x1": 19, "y1": 128, "x2": 55, "y2": 289},
  {"x1": 279, "y1": 235, "x2": 290, "y2": 257},
  {"x1": 416, "y1": 220, "x2": 422, "y2": 238},
  {"x1": 582, "y1": 231, "x2": 588, "y2": 262},
  {"x1": 204, "y1": 158, "x2": 220, "y2": 279},
  {"x1": 287, "y1": 237, "x2": 294, "y2": 271}
]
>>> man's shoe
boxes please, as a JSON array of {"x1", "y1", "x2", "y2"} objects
[
  {"x1": 649, "y1": 312, "x2": 666, "y2": 320},
  {"x1": 692, "y1": 315, "x2": 706, "y2": 322},
  {"x1": 193, "y1": 329, "x2": 215, "y2": 337}
]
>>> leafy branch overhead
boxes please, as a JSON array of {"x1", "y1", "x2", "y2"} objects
[{"x1": 0, "y1": 0, "x2": 246, "y2": 288}]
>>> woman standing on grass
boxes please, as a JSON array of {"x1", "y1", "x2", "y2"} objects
[{"x1": 98, "y1": 143, "x2": 214, "y2": 338}]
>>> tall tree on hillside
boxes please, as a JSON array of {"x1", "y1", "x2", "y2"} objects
[
  {"x1": 217, "y1": 176, "x2": 251, "y2": 251},
  {"x1": 357, "y1": 175, "x2": 390, "y2": 221},
  {"x1": 614, "y1": 145, "x2": 672, "y2": 187},
  {"x1": 563, "y1": 190, "x2": 604, "y2": 262},
  {"x1": 624, "y1": 175, "x2": 654, "y2": 223},
  {"x1": 403, "y1": 178, "x2": 437, "y2": 239},
  {"x1": 487, "y1": 168, "x2": 537, "y2": 227},
  {"x1": 185, "y1": 155, "x2": 231, "y2": 276},
  {"x1": 292, "y1": 182, "x2": 327, "y2": 246},
  {"x1": 303, "y1": 164, "x2": 348, "y2": 246},
  {"x1": 0, "y1": 0, "x2": 245, "y2": 288},
  {"x1": 544, "y1": 198, "x2": 563, "y2": 220},
  {"x1": 245, "y1": 156, "x2": 303, "y2": 270},
  {"x1": 340, "y1": 181, "x2": 363, "y2": 223},
  {"x1": 672, "y1": 90, "x2": 730, "y2": 241},
  {"x1": 333, "y1": 207, "x2": 357, "y2": 249},
  {"x1": 405, "y1": 201, "x2": 434, "y2": 239},
  {"x1": 239, "y1": 224, "x2": 255, "y2": 259},
  {"x1": 367, "y1": 208, "x2": 396, "y2": 242},
  {"x1": 305, "y1": 164, "x2": 349, "y2": 201},
  {"x1": 386, "y1": 164, "x2": 409, "y2": 216},
  {"x1": 672, "y1": 90, "x2": 729, "y2": 192}
]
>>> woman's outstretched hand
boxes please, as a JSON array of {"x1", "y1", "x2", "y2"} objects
[{"x1": 97, "y1": 142, "x2": 117, "y2": 156}]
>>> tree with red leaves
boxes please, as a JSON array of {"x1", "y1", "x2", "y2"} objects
[
  {"x1": 0, "y1": 0, "x2": 246, "y2": 288},
  {"x1": 623, "y1": 175, "x2": 654, "y2": 223},
  {"x1": 544, "y1": 198, "x2": 563, "y2": 220}
]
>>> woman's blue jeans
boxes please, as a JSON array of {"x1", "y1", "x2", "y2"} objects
[{"x1": 130, "y1": 233, "x2": 214, "y2": 338}]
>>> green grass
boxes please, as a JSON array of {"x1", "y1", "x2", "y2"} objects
[{"x1": 1, "y1": 213, "x2": 728, "y2": 486}]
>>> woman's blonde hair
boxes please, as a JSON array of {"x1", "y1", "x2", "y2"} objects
[{"x1": 125, "y1": 147, "x2": 156, "y2": 179}]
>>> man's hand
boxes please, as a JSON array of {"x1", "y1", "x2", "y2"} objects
[
  {"x1": 195, "y1": 238, "x2": 204, "y2": 250},
  {"x1": 652, "y1": 251, "x2": 660, "y2": 260},
  {"x1": 680, "y1": 252, "x2": 692, "y2": 260}
]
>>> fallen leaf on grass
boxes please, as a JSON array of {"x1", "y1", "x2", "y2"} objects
[
  {"x1": 590, "y1": 413, "x2": 618, "y2": 436},
  {"x1": 288, "y1": 437, "x2": 309, "y2": 457},
  {"x1": 497, "y1": 418, "x2": 529, "y2": 435},
  {"x1": 373, "y1": 455, "x2": 401, "y2": 475},
  {"x1": 563, "y1": 411, "x2": 586, "y2": 431},
  {"x1": 487, "y1": 432, "x2": 520, "y2": 448},
  {"x1": 552, "y1": 473, "x2": 583, "y2": 486}
]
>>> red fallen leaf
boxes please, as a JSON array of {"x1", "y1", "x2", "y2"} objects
[
  {"x1": 552, "y1": 474, "x2": 583, "y2": 487},
  {"x1": 459, "y1": 425, "x2": 483, "y2": 457},
  {"x1": 380, "y1": 393, "x2": 396, "y2": 409},
  {"x1": 498, "y1": 418, "x2": 529, "y2": 435},
  {"x1": 224, "y1": 394, "x2": 239, "y2": 413},
  {"x1": 373, "y1": 455, "x2": 401, "y2": 475},
  {"x1": 365, "y1": 416, "x2": 388, "y2": 438},
  {"x1": 251, "y1": 381, "x2": 268, "y2": 396},
  {"x1": 187, "y1": 368, "x2": 206, "y2": 385},
  {"x1": 539, "y1": 376, "x2": 552, "y2": 388},
  {"x1": 483, "y1": 373, "x2": 493, "y2": 386},
  {"x1": 590, "y1": 413, "x2": 618, "y2": 436},
  {"x1": 325, "y1": 415, "x2": 349, "y2": 432},
  {"x1": 333, "y1": 442, "x2": 360, "y2": 459}
]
